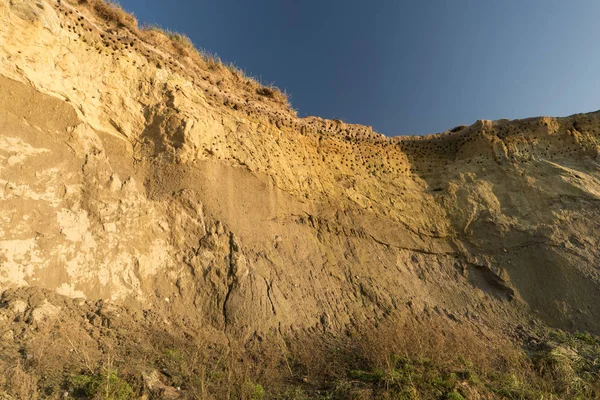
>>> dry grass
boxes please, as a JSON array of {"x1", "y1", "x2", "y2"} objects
[
  {"x1": 166, "y1": 32, "x2": 194, "y2": 49},
  {"x1": 75, "y1": 0, "x2": 291, "y2": 107},
  {"x1": 256, "y1": 86, "x2": 289, "y2": 104},
  {"x1": 78, "y1": 0, "x2": 138, "y2": 30},
  {"x1": 198, "y1": 50, "x2": 223, "y2": 71},
  {"x1": 142, "y1": 24, "x2": 195, "y2": 57},
  {"x1": 450, "y1": 125, "x2": 468, "y2": 133},
  {"x1": 0, "y1": 361, "x2": 38, "y2": 399},
  {"x1": 167, "y1": 32, "x2": 195, "y2": 57},
  {"x1": 284, "y1": 316, "x2": 600, "y2": 399},
  {"x1": 1, "y1": 312, "x2": 599, "y2": 399}
]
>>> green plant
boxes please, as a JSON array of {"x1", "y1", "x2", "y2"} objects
[
  {"x1": 348, "y1": 369, "x2": 384, "y2": 383},
  {"x1": 278, "y1": 387, "x2": 310, "y2": 400},
  {"x1": 163, "y1": 348, "x2": 184, "y2": 361},
  {"x1": 69, "y1": 370, "x2": 133, "y2": 400},
  {"x1": 574, "y1": 332, "x2": 596, "y2": 345},
  {"x1": 246, "y1": 381, "x2": 266, "y2": 400},
  {"x1": 456, "y1": 369, "x2": 480, "y2": 384},
  {"x1": 445, "y1": 391, "x2": 465, "y2": 400}
]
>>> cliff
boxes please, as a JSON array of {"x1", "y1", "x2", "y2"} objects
[{"x1": 1, "y1": 1, "x2": 599, "y2": 398}]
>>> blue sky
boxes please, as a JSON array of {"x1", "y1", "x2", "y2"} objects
[{"x1": 118, "y1": 0, "x2": 600, "y2": 136}]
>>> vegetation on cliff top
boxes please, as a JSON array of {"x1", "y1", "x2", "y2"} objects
[{"x1": 76, "y1": 0, "x2": 290, "y2": 107}]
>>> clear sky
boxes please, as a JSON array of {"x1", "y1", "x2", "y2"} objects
[{"x1": 118, "y1": 0, "x2": 600, "y2": 136}]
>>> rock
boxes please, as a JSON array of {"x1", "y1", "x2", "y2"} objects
[
  {"x1": 142, "y1": 370, "x2": 180, "y2": 399},
  {"x1": 30, "y1": 300, "x2": 60, "y2": 323},
  {"x1": 10, "y1": 300, "x2": 27, "y2": 314}
]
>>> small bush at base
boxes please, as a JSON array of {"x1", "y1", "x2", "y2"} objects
[
  {"x1": 445, "y1": 391, "x2": 465, "y2": 400},
  {"x1": 69, "y1": 370, "x2": 133, "y2": 400}
]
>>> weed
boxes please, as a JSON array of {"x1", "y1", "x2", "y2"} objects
[
  {"x1": 445, "y1": 391, "x2": 465, "y2": 400},
  {"x1": 575, "y1": 331, "x2": 597, "y2": 345},
  {"x1": 163, "y1": 348, "x2": 184, "y2": 361},
  {"x1": 69, "y1": 369, "x2": 133, "y2": 400},
  {"x1": 348, "y1": 369, "x2": 383, "y2": 383},
  {"x1": 278, "y1": 386, "x2": 310, "y2": 400},
  {"x1": 245, "y1": 381, "x2": 266, "y2": 400}
]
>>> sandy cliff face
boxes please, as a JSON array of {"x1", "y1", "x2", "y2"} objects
[{"x1": 1, "y1": 0, "x2": 600, "y2": 352}]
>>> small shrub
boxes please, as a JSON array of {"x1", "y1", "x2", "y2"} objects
[
  {"x1": 455, "y1": 369, "x2": 480, "y2": 384},
  {"x1": 279, "y1": 387, "x2": 310, "y2": 400},
  {"x1": 69, "y1": 370, "x2": 133, "y2": 400},
  {"x1": 446, "y1": 391, "x2": 465, "y2": 400},
  {"x1": 163, "y1": 348, "x2": 184, "y2": 361},
  {"x1": 574, "y1": 332, "x2": 596, "y2": 345},
  {"x1": 245, "y1": 381, "x2": 265, "y2": 400},
  {"x1": 70, "y1": 374, "x2": 99, "y2": 398}
]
